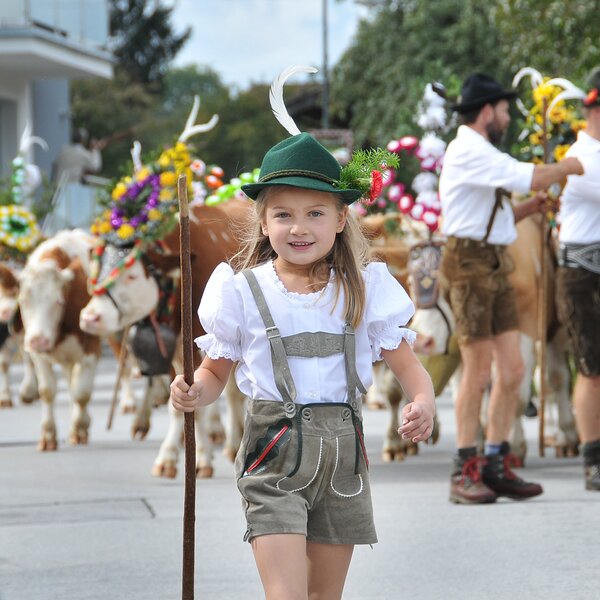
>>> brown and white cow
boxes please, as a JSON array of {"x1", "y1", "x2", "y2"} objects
[
  {"x1": 18, "y1": 229, "x2": 101, "y2": 450},
  {"x1": 80, "y1": 199, "x2": 252, "y2": 478},
  {"x1": 0, "y1": 263, "x2": 38, "y2": 407}
]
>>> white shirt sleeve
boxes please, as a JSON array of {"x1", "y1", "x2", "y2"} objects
[
  {"x1": 194, "y1": 262, "x2": 243, "y2": 361},
  {"x1": 464, "y1": 142, "x2": 534, "y2": 193},
  {"x1": 364, "y1": 262, "x2": 416, "y2": 362}
]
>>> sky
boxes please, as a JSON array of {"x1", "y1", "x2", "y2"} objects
[{"x1": 170, "y1": 0, "x2": 371, "y2": 90}]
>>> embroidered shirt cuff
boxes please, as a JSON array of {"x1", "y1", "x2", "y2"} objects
[
  {"x1": 372, "y1": 326, "x2": 417, "y2": 362},
  {"x1": 195, "y1": 334, "x2": 241, "y2": 361}
]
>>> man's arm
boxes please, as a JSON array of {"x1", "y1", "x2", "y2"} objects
[{"x1": 530, "y1": 157, "x2": 583, "y2": 191}]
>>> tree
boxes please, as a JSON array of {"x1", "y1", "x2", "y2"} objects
[
  {"x1": 109, "y1": 0, "x2": 191, "y2": 88},
  {"x1": 332, "y1": 0, "x2": 600, "y2": 150},
  {"x1": 331, "y1": 0, "x2": 503, "y2": 147},
  {"x1": 492, "y1": 0, "x2": 600, "y2": 82},
  {"x1": 70, "y1": 1, "x2": 193, "y2": 178}
]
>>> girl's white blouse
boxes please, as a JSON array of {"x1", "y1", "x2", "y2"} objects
[{"x1": 195, "y1": 260, "x2": 416, "y2": 404}]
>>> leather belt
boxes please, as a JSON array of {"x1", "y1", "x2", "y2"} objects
[{"x1": 558, "y1": 242, "x2": 600, "y2": 274}]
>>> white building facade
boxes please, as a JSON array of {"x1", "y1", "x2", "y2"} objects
[{"x1": 0, "y1": 0, "x2": 113, "y2": 178}]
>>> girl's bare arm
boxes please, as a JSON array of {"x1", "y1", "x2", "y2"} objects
[
  {"x1": 381, "y1": 342, "x2": 436, "y2": 441},
  {"x1": 171, "y1": 356, "x2": 234, "y2": 412}
]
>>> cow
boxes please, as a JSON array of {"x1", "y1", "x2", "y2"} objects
[
  {"x1": 408, "y1": 214, "x2": 578, "y2": 464},
  {"x1": 80, "y1": 198, "x2": 252, "y2": 478},
  {"x1": 0, "y1": 263, "x2": 38, "y2": 407},
  {"x1": 361, "y1": 213, "x2": 438, "y2": 461},
  {"x1": 18, "y1": 229, "x2": 101, "y2": 450}
]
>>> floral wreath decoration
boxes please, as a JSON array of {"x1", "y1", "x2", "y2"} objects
[
  {"x1": 512, "y1": 68, "x2": 585, "y2": 165},
  {"x1": 512, "y1": 67, "x2": 588, "y2": 228},
  {"x1": 355, "y1": 83, "x2": 449, "y2": 237},
  {"x1": 0, "y1": 204, "x2": 41, "y2": 254},
  {"x1": 91, "y1": 96, "x2": 222, "y2": 247},
  {"x1": 0, "y1": 127, "x2": 48, "y2": 260}
]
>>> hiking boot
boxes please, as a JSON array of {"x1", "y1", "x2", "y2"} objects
[
  {"x1": 450, "y1": 455, "x2": 497, "y2": 504},
  {"x1": 482, "y1": 443, "x2": 543, "y2": 500},
  {"x1": 584, "y1": 463, "x2": 600, "y2": 491},
  {"x1": 583, "y1": 440, "x2": 600, "y2": 491}
]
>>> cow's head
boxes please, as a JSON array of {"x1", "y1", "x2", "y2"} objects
[
  {"x1": 406, "y1": 241, "x2": 460, "y2": 394},
  {"x1": 19, "y1": 261, "x2": 74, "y2": 353},
  {"x1": 0, "y1": 264, "x2": 20, "y2": 323},
  {"x1": 79, "y1": 241, "x2": 180, "y2": 335}
]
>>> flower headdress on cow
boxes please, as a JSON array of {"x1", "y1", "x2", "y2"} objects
[
  {"x1": 89, "y1": 97, "x2": 222, "y2": 296},
  {"x1": 512, "y1": 67, "x2": 586, "y2": 165},
  {"x1": 0, "y1": 125, "x2": 46, "y2": 261},
  {"x1": 240, "y1": 66, "x2": 398, "y2": 204},
  {"x1": 90, "y1": 96, "x2": 221, "y2": 248},
  {"x1": 512, "y1": 66, "x2": 589, "y2": 227}
]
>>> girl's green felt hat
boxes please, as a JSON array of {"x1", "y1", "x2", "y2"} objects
[{"x1": 241, "y1": 132, "x2": 362, "y2": 204}]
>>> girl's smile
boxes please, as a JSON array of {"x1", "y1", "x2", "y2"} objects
[{"x1": 261, "y1": 187, "x2": 347, "y2": 276}]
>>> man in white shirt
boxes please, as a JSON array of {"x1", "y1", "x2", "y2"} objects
[
  {"x1": 556, "y1": 68, "x2": 600, "y2": 491},
  {"x1": 439, "y1": 73, "x2": 584, "y2": 504},
  {"x1": 53, "y1": 128, "x2": 104, "y2": 184}
]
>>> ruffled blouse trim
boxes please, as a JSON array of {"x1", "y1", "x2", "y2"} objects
[
  {"x1": 195, "y1": 334, "x2": 242, "y2": 362},
  {"x1": 372, "y1": 325, "x2": 417, "y2": 362},
  {"x1": 266, "y1": 260, "x2": 330, "y2": 301}
]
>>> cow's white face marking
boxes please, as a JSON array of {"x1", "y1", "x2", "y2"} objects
[
  {"x1": 80, "y1": 259, "x2": 159, "y2": 335},
  {"x1": 0, "y1": 287, "x2": 19, "y2": 323},
  {"x1": 19, "y1": 264, "x2": 73, "y2": 353}
]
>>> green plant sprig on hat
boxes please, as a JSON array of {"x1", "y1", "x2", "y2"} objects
[{"x1": 336, "y1": 148, "x2": 399, "y2": 204}]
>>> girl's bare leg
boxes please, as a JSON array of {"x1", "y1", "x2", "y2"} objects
[
  {"x1": 251, "y1": 533, "x2": 308, "y2": 600},
  {"x1": 307, "y1": 541, "x2": 354, "y2": 600}
]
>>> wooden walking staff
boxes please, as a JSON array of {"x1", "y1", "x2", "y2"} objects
[
  {"x1": 178, "y1": 174, "x2": 197, "y2": 599},
  {"x1": 537, "y1": 96, "x2": 550, "y2": 457}
]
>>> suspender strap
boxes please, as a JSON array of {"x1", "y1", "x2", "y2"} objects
[
  {"x1": 242, "y1": 269, "x2": 297, "y2": 403},
  {"x1": 483, "y1": 188, "x2": 511, "y2": 242},
  {"x1": 343, "y1": 323, "x2": 368, "y2": 403}
]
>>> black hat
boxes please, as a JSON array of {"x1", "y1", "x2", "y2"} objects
[{"x1": 451, "y1": 73, "x2": 517, "y2": 113}]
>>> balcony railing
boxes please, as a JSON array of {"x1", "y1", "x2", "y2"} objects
[{"x1": 0, "y1": 0, "x2": 109, "y2": 49}]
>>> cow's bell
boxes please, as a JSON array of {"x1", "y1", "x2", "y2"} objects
[{"x1": 128, "y1": 319, "x2": 176, "y2": 376}]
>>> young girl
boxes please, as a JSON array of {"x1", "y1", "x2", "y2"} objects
[{"x1": 170, "y1": 68, "x2": 435, "y2": 600}]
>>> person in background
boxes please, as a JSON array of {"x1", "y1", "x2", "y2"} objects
[
  {"x1": 556, "y1": 67, "x2": 600, "y2": 491},
  {"x1": 439, "y1": 72, "x2": 584, "y2": 505},
  {"x1": 53, "y1": 127, "x2": 105, "y2": 184}
]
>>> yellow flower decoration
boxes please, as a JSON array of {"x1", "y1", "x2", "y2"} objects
[
  {"x1": 159, "y1": 188, "x2": 175, "y2": 202},
  {"x1": 529, "y1": 131, "x2": 544, "y2": 146},
  {"x1": 159, "y1": 171, "x2": 177, "y2": 187},
  {"x1": 136, "y1": 167, "x2": 151, "y2": 181},
  {"x1": 117, "y1": 224, "x2": 135, "y2": 240},
  {"x1": 111, "y1": 182, "x2": 127, "y2": 200},
  {"x1": 553, "y1": 144, "x2": 570, "y2": 162},
  {"x1": 147, "y1": 209, "x2": 162, "y2": 221}
]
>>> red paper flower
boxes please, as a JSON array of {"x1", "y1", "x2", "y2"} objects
[
  {"x1": 584, "y1": 88, "x2": 599, "y2": 106},
  {"x1": 368, "y1": 170, "x2": 383, "y2": 203}
]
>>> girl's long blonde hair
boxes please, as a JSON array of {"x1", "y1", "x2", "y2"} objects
[{"x1": 231, "y1": 186, "x2": 371, "y2": 329}]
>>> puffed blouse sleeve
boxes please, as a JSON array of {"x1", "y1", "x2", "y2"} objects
[
  {"x1": 364, "y1": 262, "x2": 416, "y2": 362},
  {"x1": 194, "y1": 262, "x2": 243, "y2": 361}
]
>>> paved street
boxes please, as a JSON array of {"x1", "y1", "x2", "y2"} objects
[{"x1": 0, "y1": 351, "x2": 597, "y2": 600}]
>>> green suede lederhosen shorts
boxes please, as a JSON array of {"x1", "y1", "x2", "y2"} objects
[{"x1": 235, "y1": 398, "x2": 377, "y2": 545}]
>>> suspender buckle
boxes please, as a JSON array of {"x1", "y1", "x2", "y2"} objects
[{"x1": 266, "y1": 325, "x2": 281, "y2": 339}]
